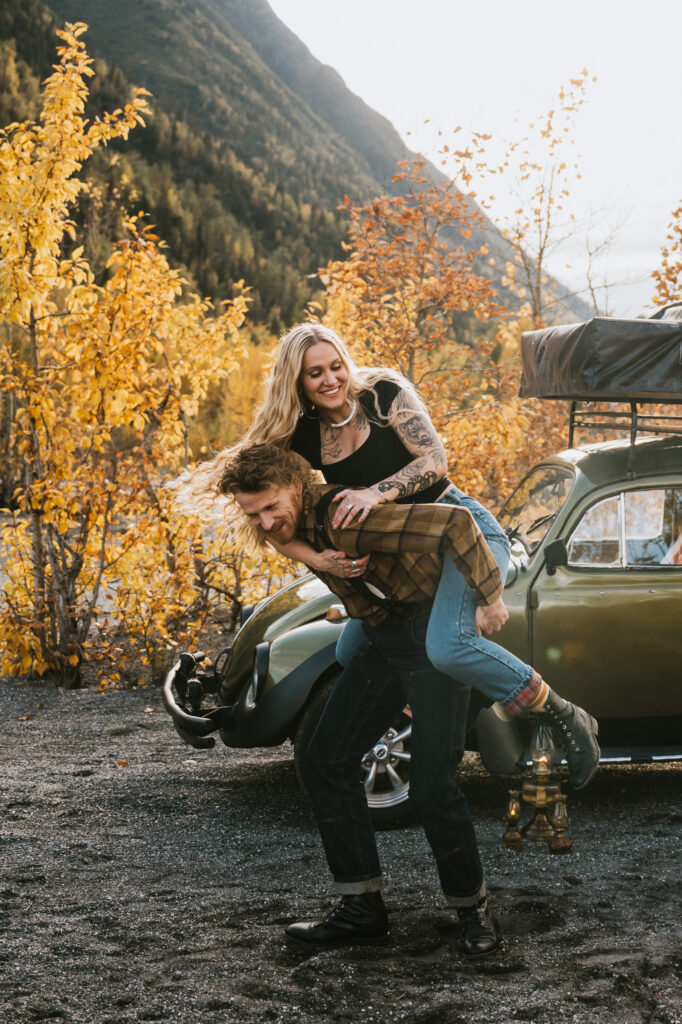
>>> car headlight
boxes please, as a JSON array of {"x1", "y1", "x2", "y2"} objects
[{"x1": 244, "y1": 642, "x2": 269, "y2": 709}]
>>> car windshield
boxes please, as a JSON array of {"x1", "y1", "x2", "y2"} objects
[{"x1": 498, "y1": 465, "x2": 575, "y2": 554}]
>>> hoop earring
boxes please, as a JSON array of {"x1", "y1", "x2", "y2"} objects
[{"x1": 298, "y1": 394, "x2": 319, "y2": 419}]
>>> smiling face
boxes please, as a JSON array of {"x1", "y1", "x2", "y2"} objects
[
  {"x1": 234, "y1": 483, "x2": 303, "y2": 546},
  {"x1": 299, "y1": 341, "x2": 351, "y2": 420}
]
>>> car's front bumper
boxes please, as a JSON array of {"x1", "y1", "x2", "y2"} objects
[{"x1": 162, "y1": 653, "x2": 235, "y2": 748}]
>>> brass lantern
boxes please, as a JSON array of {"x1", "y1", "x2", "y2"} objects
[{"x1": 502, "y1": 723, "x2": 572, "y2": 854}]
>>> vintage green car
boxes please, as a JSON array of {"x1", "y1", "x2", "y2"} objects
[
  {"x1": 164, "y1": 429, "x2": 682, "y2": 827},
  {"x1": 164, "y1": 308, "x2": 682, "y2": 826}
]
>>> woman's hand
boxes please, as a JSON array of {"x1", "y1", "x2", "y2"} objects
[
  {"x1": 331, "y1": 488, "x2": 383, "y2": 529},
  {"x1": 474, "y1": 597, "x2": 509, "y2": 637},
  {"x1": 311, "y1": 549, "x2": 370, "y2": 579}
]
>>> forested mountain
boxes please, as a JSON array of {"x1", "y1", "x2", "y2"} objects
[
  {"x1": 1, "y1": 0, "x2": 420, "y2": 329},
  {"x1": 47, "y1": 0, "x2": 409, "y2": 192},
  {"x1": 0, "y1": 0, "x2": 586, "y2": 327}
]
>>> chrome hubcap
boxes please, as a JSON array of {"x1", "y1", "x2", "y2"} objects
[{"x1": 361, "y1": 719, "x2": 412, "y2": 809}]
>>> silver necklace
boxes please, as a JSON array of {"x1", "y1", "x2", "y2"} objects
[{"x1": 328, "y1": 398, "x2": 357, "y2": 428}]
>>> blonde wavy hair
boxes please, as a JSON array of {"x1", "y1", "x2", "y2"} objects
[
  {"x1": 180, "y1": 322, "x2": 425, "y2": 543},
  {"x1": 243, "y1": 321, "x2": 421, "y2": 445}
]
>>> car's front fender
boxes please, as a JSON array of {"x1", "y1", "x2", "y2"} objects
[
  {"x1": 265, "y1": 617, "x2": 344, "y2": 688},
  {"x1": 219, "y1": 638, "x2": 340, "y2": 748}
]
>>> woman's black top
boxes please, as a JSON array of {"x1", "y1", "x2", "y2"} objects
[{"x1": 290, "y1": 379, "x2": 450, "y2": 504}]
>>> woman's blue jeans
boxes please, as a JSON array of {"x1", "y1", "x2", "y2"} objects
[
  {"x1": 336, "y1": 486, "x2": 533, "y2": 707},
  {"x1": 307, "y1": 602, "x2": 485, "y2": 905}
]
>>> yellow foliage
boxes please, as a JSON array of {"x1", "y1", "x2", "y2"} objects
[{"x1": 0, "y1": 27, "x2": 249, "y2": 684}]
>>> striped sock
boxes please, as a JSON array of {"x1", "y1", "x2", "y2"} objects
[{"x1": 503, "y1": 670, "x2": 549, "y2": 717}]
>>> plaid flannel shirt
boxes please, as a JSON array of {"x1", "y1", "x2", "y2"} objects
[{"x1": 298, "y1": 487, "x2": 503, "y2": 626}]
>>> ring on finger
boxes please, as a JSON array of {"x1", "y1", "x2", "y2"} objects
[{"x1": 344, "y1": 501, "x2": 352, "y2": 509}]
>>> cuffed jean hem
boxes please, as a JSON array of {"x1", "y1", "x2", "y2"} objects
[
  {"x1": 495, "y1": 665, "x2": 535, "y2": 711},
  {"x1": 501, "y1": 668, "x2": 546, "y2": 716},
  {"x1": 334, "y1": 876, "x2": 385, "y2": 895},
  {"x1": 443, "y1": 880, "x2": 487, "y2": 908}
]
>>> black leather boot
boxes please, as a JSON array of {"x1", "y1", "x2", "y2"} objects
[
  {"x1": 285, "y1": 892, "x2": 388, "y2": 947},
  {"x1": 540, "y1": 689, "x2": 600, "y2": 789},
  {"x1": 457, "y1": 898, "x2": 501, "y2": 959}
]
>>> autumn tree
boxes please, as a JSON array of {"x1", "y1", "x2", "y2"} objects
[
  {"x1": 430, "y1": 73, "x2": 598, "y2": 327},
  {"x1": 320, "y1": 158, "x2": 502, "y2": 403},
  {"x1": 0, "y1": 24, "x2": 267, "y2": 686},
  {"x1": 652, "y1": 204, "x2": 682, "y2": 305},
  {"x1": 494, "y1": 72, "x2": 596, "y2": 326},
  {"x1": 318, "y1": 158, "x2": 567, "y2": 507}
]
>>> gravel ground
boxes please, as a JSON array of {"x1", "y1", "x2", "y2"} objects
[{"x1": 2, "y1": 678, "x2": 681, "y2": 1024}]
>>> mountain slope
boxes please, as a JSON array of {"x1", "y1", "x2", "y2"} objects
[
  {"x1": 3, "y1": 0, "x2": 587, "y2": 324},
  {"x1": 203, "y1": 0, "x2": 410, "y2": 184},
  {"x1": 45, "y1": 0, "x2": 399, "y2": 207}
]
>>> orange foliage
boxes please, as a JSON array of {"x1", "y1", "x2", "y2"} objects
[
  {"x1": 320, "y1": 159, "x2": 503, "y2": 394},
  {"x1": 652, "y1": 204, "x2": 682, "y2": 305},
  {"x1": 441, "y1": 311, "x2": 567, "y2": 510},
  {"x1": 317, "y1": 163, "x2": 565, "y2": 510}
]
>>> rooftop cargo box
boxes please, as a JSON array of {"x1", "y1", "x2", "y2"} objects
[{"x1": 520, "y1": 303, "x2": 682, "y2": 403}]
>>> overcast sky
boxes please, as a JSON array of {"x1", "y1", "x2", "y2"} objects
[{"x1": 268, "y1": 0, "x2": 681, "y2": 317}]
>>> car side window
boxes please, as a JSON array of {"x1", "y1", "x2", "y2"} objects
[
  {"x1": 567, "y1": 496, "x2": 621, "y2": 566},
  {"x1": 638, "y1": 489, "x2": 679, "y2": 569},
  {"x1": 625, "y1": 490, "x2": 666, "y2": 565},
  {"x1": 567, "y1": 488, "x2": 682, "y2": 569}
]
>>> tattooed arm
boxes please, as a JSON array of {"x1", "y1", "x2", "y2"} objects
[
  {"x1": 331, "y1": 386, "x2": 449, "y2": 528},
  {"x1": 374, "y1": 386, "x2": 448, "y2": 501}
]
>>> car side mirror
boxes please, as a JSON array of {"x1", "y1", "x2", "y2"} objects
[{"x1": 544, "y1": 538, "x2": 568, "y2": 576}]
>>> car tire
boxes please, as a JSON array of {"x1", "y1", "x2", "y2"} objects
[{"x1": 293, "y1": 674, "x2": 417, "y2": 831}]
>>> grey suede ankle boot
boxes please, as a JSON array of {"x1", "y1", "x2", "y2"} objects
[{"x1": 540, "y1": 689, "x2": 600, "y2": 789}]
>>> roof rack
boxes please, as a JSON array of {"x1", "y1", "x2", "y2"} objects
[
  {"x1": 568, "y1": 401, "x2": 682, "y2": 477},
  {"x1": 568, "y1": 400, "x2": 682, "y2": 448}
]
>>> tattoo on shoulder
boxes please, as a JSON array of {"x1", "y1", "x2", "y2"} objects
[
  {"x1": 390, "y1": 387, "x2": 421, "y2": 414},
  {"x1": 396, "y1": 413, "x2": 440, "y2": 449}
]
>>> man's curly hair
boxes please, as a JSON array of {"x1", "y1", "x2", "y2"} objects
[
  {"x1": 216, "y1": 443, "x2": 316, "y2": 500},
  {"x1": 213, "y1": 443, "x2": 321, "y2": 553}
]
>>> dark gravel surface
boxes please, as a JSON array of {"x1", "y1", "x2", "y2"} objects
[{"x1": 2, "y1": 679, "x2": 681, "y2": 1024}]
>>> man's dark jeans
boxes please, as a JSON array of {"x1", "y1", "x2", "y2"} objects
[{"x1": 306, "y1": 601, "x2": 485, "y2": 907}]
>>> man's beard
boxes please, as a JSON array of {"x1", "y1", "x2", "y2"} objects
[{"x1": 263, "y1": 519, "x2": 293, "y2": 544}]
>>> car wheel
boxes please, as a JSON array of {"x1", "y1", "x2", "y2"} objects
[{"x1": 293, "y1": 675, "x2": 416, "y2": 830}]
